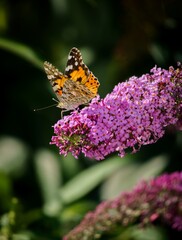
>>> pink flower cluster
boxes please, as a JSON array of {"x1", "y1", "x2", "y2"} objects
[
  {"x1": 63, "y1": 171, "x2": 182, "y2": 240},
  {"x1": 51, "y1": 65, "x2": 182, "y2": 160}
]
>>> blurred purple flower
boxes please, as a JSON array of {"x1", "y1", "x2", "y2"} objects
[
  {"x1": 51, "y1": 65, "x2": 182, "y2": 160},
  {"x1": 63, "y1": 172, "x2": 182, "y2": 240}
]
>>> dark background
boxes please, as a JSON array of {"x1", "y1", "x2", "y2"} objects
[{"x1": 0, "y1": 0, "x2": 182, "y2": 239}]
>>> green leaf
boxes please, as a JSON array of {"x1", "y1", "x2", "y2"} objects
[
  {"x1": 100, "y1": 154, "x2": 168, "y2": 200},
  {"x1": 34, "y1": 149, "x2": 62, "y2": 215},
  {"x1": 130, "y1": 225, "x2": 167, "y2": 240},
  {"x1": 0, "y1": 136, "x2": 28, "y2": 177},
  {"x1": 59, "y1": 155, "x2": 133, "y2": 204},
  {"x1": 114, "y1": 225, "x2": 167, "y2": 240},
  {"x1": 61, "y1": 153, "x2": 81, "y2": 179},
  {"x1": 0, "y1": 38, "x2": 43, "y2": 68}
]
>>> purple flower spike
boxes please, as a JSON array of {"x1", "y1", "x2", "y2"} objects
[
  {"x1": 51, "y1": 65, "x2": 182, "y2": 160},
  {"x1": 63, "y1": 172, "x2": 182, "y2": 240}
]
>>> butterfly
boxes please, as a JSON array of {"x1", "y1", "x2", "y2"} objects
[{"x1": 44, "y1": 47, "x2": 100, "y2": 116}]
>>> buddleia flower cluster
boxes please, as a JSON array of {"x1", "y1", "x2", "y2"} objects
[
  {"x1": 63, "y1": 171, "x2": 182, "y2": 240},
  {"x1": 51, "y1": 64, "x2": 182, "y2": 160}
]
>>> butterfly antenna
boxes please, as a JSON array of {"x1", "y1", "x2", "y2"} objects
[{"x1": 34, "y1": 103, "x2": 57, "y2": 112}]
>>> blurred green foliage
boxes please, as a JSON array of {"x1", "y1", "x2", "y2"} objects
[{"x1": 0, "y1": 0, "x2": 182, "y2": 239}]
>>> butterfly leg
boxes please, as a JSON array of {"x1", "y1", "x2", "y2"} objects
[
  {"x1": 60, "y1": 107, "x2": 81, "y2": 118},
  {"x1": 61, "y1": 109, "x2": 71, "y2": 118}
]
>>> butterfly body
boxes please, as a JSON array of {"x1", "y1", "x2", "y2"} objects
[{"x1": 44, "y1": 47, "x2": 100, "y2": 112}]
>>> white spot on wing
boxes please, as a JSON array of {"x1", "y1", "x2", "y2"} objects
[{"x1": 65, "y1": 65, "x2": 73, "y2": 71}]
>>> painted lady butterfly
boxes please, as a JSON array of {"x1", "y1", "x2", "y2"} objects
[{"x1": 44, "y1": 47, "x2": 100, "y2": 115}]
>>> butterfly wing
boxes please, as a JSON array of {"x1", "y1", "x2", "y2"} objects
[
  {"x1": 44, "y1": 48, "x2": 100, "y2": 111},
  {"x1": 85, "y1": 72, "x2": 100, "y2": 95},
  {"x1": 44, "y1": 61, "x2": 68, "y2": 98},
  {"x1": 65, "y1": 47, "x2": 100, "y2": 96}
]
